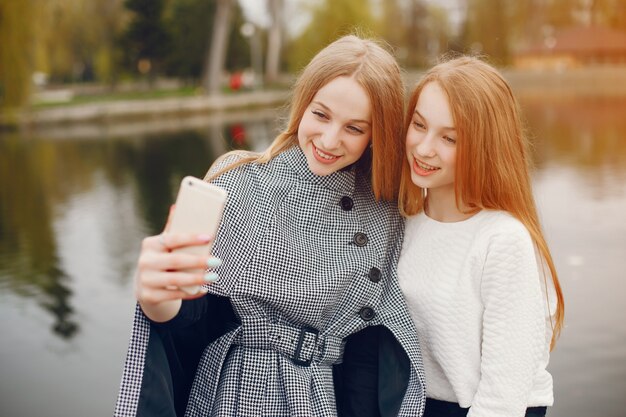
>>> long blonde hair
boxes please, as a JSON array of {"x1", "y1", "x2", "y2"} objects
[
  {"x1": 206, "y1": 35, "x2": 405, "y2": 201},
  {"x1": 399, "y1": 56, "x2": 564, "y2": 349}
]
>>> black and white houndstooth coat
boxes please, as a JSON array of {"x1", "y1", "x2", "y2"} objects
[{"x1": 115, "y1": 146, "x2": 426, "y2": 417}]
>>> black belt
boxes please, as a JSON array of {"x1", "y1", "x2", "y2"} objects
[{"x1": 233, "y1": 316, "x2": 345, "y2": 367}]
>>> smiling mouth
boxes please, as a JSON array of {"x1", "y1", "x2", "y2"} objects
[
  {"x1": 313, "y1": 144, "x2": 340, "y2": 161},
  {"x1": 415, "y1": 158, "x2": 438, "y2": 171},
  {"x1": 412, "y1": 157, "x2": 440, "y2": 175}
]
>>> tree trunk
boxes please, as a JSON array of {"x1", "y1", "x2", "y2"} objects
[
  {"x1": 265, "y1": 0, "x2": 283, "y2": 84},
  {"x1": 202, "y1": 0, "x2": 234, "y2": 95}
]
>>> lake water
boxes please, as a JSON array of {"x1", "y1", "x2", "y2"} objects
[{"x1": 1, "y1": 96, "x2": 625, "y2": 417}]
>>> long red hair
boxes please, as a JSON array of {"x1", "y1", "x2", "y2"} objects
[{"x1": 399, "y1": 56, "x2": 564, "y2": 349}]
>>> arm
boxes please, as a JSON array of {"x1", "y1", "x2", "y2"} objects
[
  {"x1": 138, "y1": 156, "x2": 260, "y2": 323},
  {"x1": 469, "y1": 226, "x2": 546, "y2": 417}
]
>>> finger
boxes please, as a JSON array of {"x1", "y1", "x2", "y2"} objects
[
  {"x1": 142, "y1": 233, "x2": 213, "y2": 254},
  {"x1": 138, "y1": 287, "x2": 206, "y2": 305},
  {"x1": 141, "y1": 234, "x2": 173, "y2": 254},
  {"x1": 159, "y1": 233, "x2": 214, "y2": 252},
  {"x1": 140, "y1": 251, "x2": 215, "y2": 272},
  {"x1": 184, "y1": 286, "x2": 210, "y2": 300},
  {"x1": 140, "y1": 270, "x2": 210, "y2": 290}
]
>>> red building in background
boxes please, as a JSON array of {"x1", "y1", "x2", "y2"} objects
[{"x1": 514, "y1": 26, "x2": 626, "y2": 70}]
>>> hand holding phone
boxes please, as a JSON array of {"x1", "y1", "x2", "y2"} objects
[{"x1": 168, "y1": 176, "x2": 227, "y2": 294}]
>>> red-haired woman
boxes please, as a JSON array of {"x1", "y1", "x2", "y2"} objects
[{"x1": 397, "y1": 56, "x2": 564, "y2": 417}]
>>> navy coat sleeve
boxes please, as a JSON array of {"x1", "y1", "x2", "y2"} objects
[
  {"x1": 137, "y1": 295, "x2": 239, "y2": 416},
  {"x1": 334, "y1": 325, "x2": 410, "y2": 417}
]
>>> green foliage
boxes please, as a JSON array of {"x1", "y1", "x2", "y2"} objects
[
  {"x1": 163, "y1": 0, "x2": 250, "y2": 82},
  {"x1": 122, "y1": 0, "x2": 171, "y2": 75},
  {"x1": 285, "y1": 0, "x2": 378, "y2": 72},
  {"x1": 163, "y1": 0, "x2": 213, "y2": 80},
  {"x1": 459, "y1": 0, "x2": 511, "y2": 64},
  {"x1": 286, "y1": 0, "x2": 451, "y2": 71},
  {"x1": 0, "y1": 0, "x2": 36, "y2": 109},
  {"x1": 456, "y1": 0, "x2": 626, "y2": 64}
]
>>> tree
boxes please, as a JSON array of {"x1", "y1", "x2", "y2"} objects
[
  {"x1": 459, "y1": 0, "x2": 512, "y2": 64},
  {"x1": 285, "y1": 0, "x2": 377, "y2": 72},
  {"x1": 203, "y1": 0, "x2": 234, "y2": 95},
  {"x1": 379, "y1": 0, "x2": 451, "y2": 69},
  {"x1": 165, "y1": 0, "x2": 249, "y2": 84},
  {"x1": 588, "y1": 0, "x2": 626, "y2": 29},
  {"x1": 165, "y1": 0, "x2": 216, "y2": 82},
  {"x1": 265, "y1": 0, "x2": 284, "y2": 83},
  {"x1": 380, "y1": 0, "x2": 407, "y2": 57},
  {"x1": 122, "y1": 0, "x2": 170, "y2": 79},
  {"x1": 405, "y1": 0, "x2": 430, "y2": 68},
  {"x1": 0, "y1": 0, "x2": 36, "y2": 109}
]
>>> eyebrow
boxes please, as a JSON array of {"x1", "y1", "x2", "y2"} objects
[
  {"x1": 313, "y1": 101, "x2": 371, "y2": 125},
  {"x1": 415, "y1": 109, "x2": 456, "y2": 131}
]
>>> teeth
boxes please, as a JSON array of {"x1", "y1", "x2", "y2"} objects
[
  {"x1": 315, "y1": 147, "x2": 337, "y2": 160},
  {"x1": 416, "y1": 159, "x2": 438, "y2": 171}
]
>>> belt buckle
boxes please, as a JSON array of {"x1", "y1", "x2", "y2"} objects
[{"x1": 291, "y1": 326, "x2": 319, "y2": 367}]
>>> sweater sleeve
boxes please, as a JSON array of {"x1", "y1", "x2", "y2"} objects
[{"x1": 469, "y1": 223, "x2": 546, "y2": 417}]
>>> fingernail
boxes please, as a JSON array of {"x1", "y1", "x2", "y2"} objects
[
  {"x1": 198, "y1": 234, "x2": 213, "y2": 242},
  {"x1": 199, "y1": 286, "x2": 209, "y2": 293},
  {"x1": 204, "y1": 272, "x2": 219, "y2": 282},
  {"x1": 206, "y1": 257, "x2": 222, "y2": 268}
]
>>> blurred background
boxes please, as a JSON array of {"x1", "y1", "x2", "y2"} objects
[{"x1": 1, "y1": 0, "x2": 625, "y2": 416}]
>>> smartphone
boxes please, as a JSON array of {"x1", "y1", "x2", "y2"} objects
[{"x1": 169, "y1": 176, "x2": 228, "y2": 294}]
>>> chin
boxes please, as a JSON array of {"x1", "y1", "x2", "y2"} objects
[
  {"x1": 409, "y1": 174, "x2": 428, "y2": 189},
  {"x1": 309, "y1": 164, "x2": 335, "y2": 176}
]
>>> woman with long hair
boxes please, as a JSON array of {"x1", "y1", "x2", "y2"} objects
[
  {"x1": 397, "y1": 56, "x2": 564, "y2": 417},
  {"x1": 115, "y1": 35, "x2": 425, "y2": 417}
]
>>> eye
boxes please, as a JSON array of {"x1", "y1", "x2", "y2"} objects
[
  {"x1": 443, "y1": 135, "x2": 457, "y2": 145},
  {"x1": 312, "y1": 110, "x2": 328, "y2": 120},
  {"x1": 412, "y1": 120, "x2": 425, "y2": 130},
  {"x1": 347, "y1": 125, "x2": 365, "y2": 134}
]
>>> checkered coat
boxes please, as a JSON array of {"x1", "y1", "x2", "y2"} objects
[{"x1": 115, "y1": 146, "x2": 425, "y2": 416}]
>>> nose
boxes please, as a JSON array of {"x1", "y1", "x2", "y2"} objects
[
  {"x1": 319, "y1": 124, "x2": 342, "y2": 150},
  {"x1": 415, "y1": 133, "x2": 436, "y2": 158}
]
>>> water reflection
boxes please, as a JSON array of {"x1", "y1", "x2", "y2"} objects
[
  {"x1": 520, "y1": 95, "x2": 626, "y2": 195},
  {"x1": 0, "y1": 134, "x2": 79, "y2": 338},
  {"x1": 0, "y1": 109, "x2": 279, "y2": 340}
]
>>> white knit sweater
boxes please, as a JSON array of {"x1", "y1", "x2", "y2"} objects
[{"x1": 398, "y1": 210, "x2": 556, "y2": 417}]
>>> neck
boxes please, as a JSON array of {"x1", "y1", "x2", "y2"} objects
[{"x1": 424, "y1": 188, "x2": 477, "y2": 223}]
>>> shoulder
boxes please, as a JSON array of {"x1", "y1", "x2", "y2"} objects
[
  {"x1": 477, "y1": 210, "x2": 533, "y2": 246},
  {"x1": 205, "y1": 151, "x2": 279, "y2": 194},
  {"x1": 207, "y1": 152, "x2": 301, "y2": 217},
  {"x1": 205, "y1": 151, "x2": 256, "y2": 183},
  {"x1": 476, "y1": 211, "x2": 540, "y2": 287}
]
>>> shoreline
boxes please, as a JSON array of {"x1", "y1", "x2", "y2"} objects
[
  {"x1": 0, "y1": 89, "x2": 290, "y2": 128},
  {"x1": 2, "y1": 66, "x2": 626, "y2": 129}
]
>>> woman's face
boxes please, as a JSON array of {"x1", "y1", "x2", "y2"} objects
[
  {"x1": 405, "y1": 81, "x2": 458, "y2": 197},
  {"x1": 298, "y1": 76, "x2": 372, "y2": 176}
]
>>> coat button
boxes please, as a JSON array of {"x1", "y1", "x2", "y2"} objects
[
  {"x1": 359, "y1": 307, "x2": 375, "y2": 321},
  {"x1": 368, "y1": 267, "x2": 381, "y2": 283},
  {"x1": 353, "y1": 232, "x2": 368, "y2": 247},
  {"x1": 340, "y1": 196, "x2": 353, "y2": 211}
]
